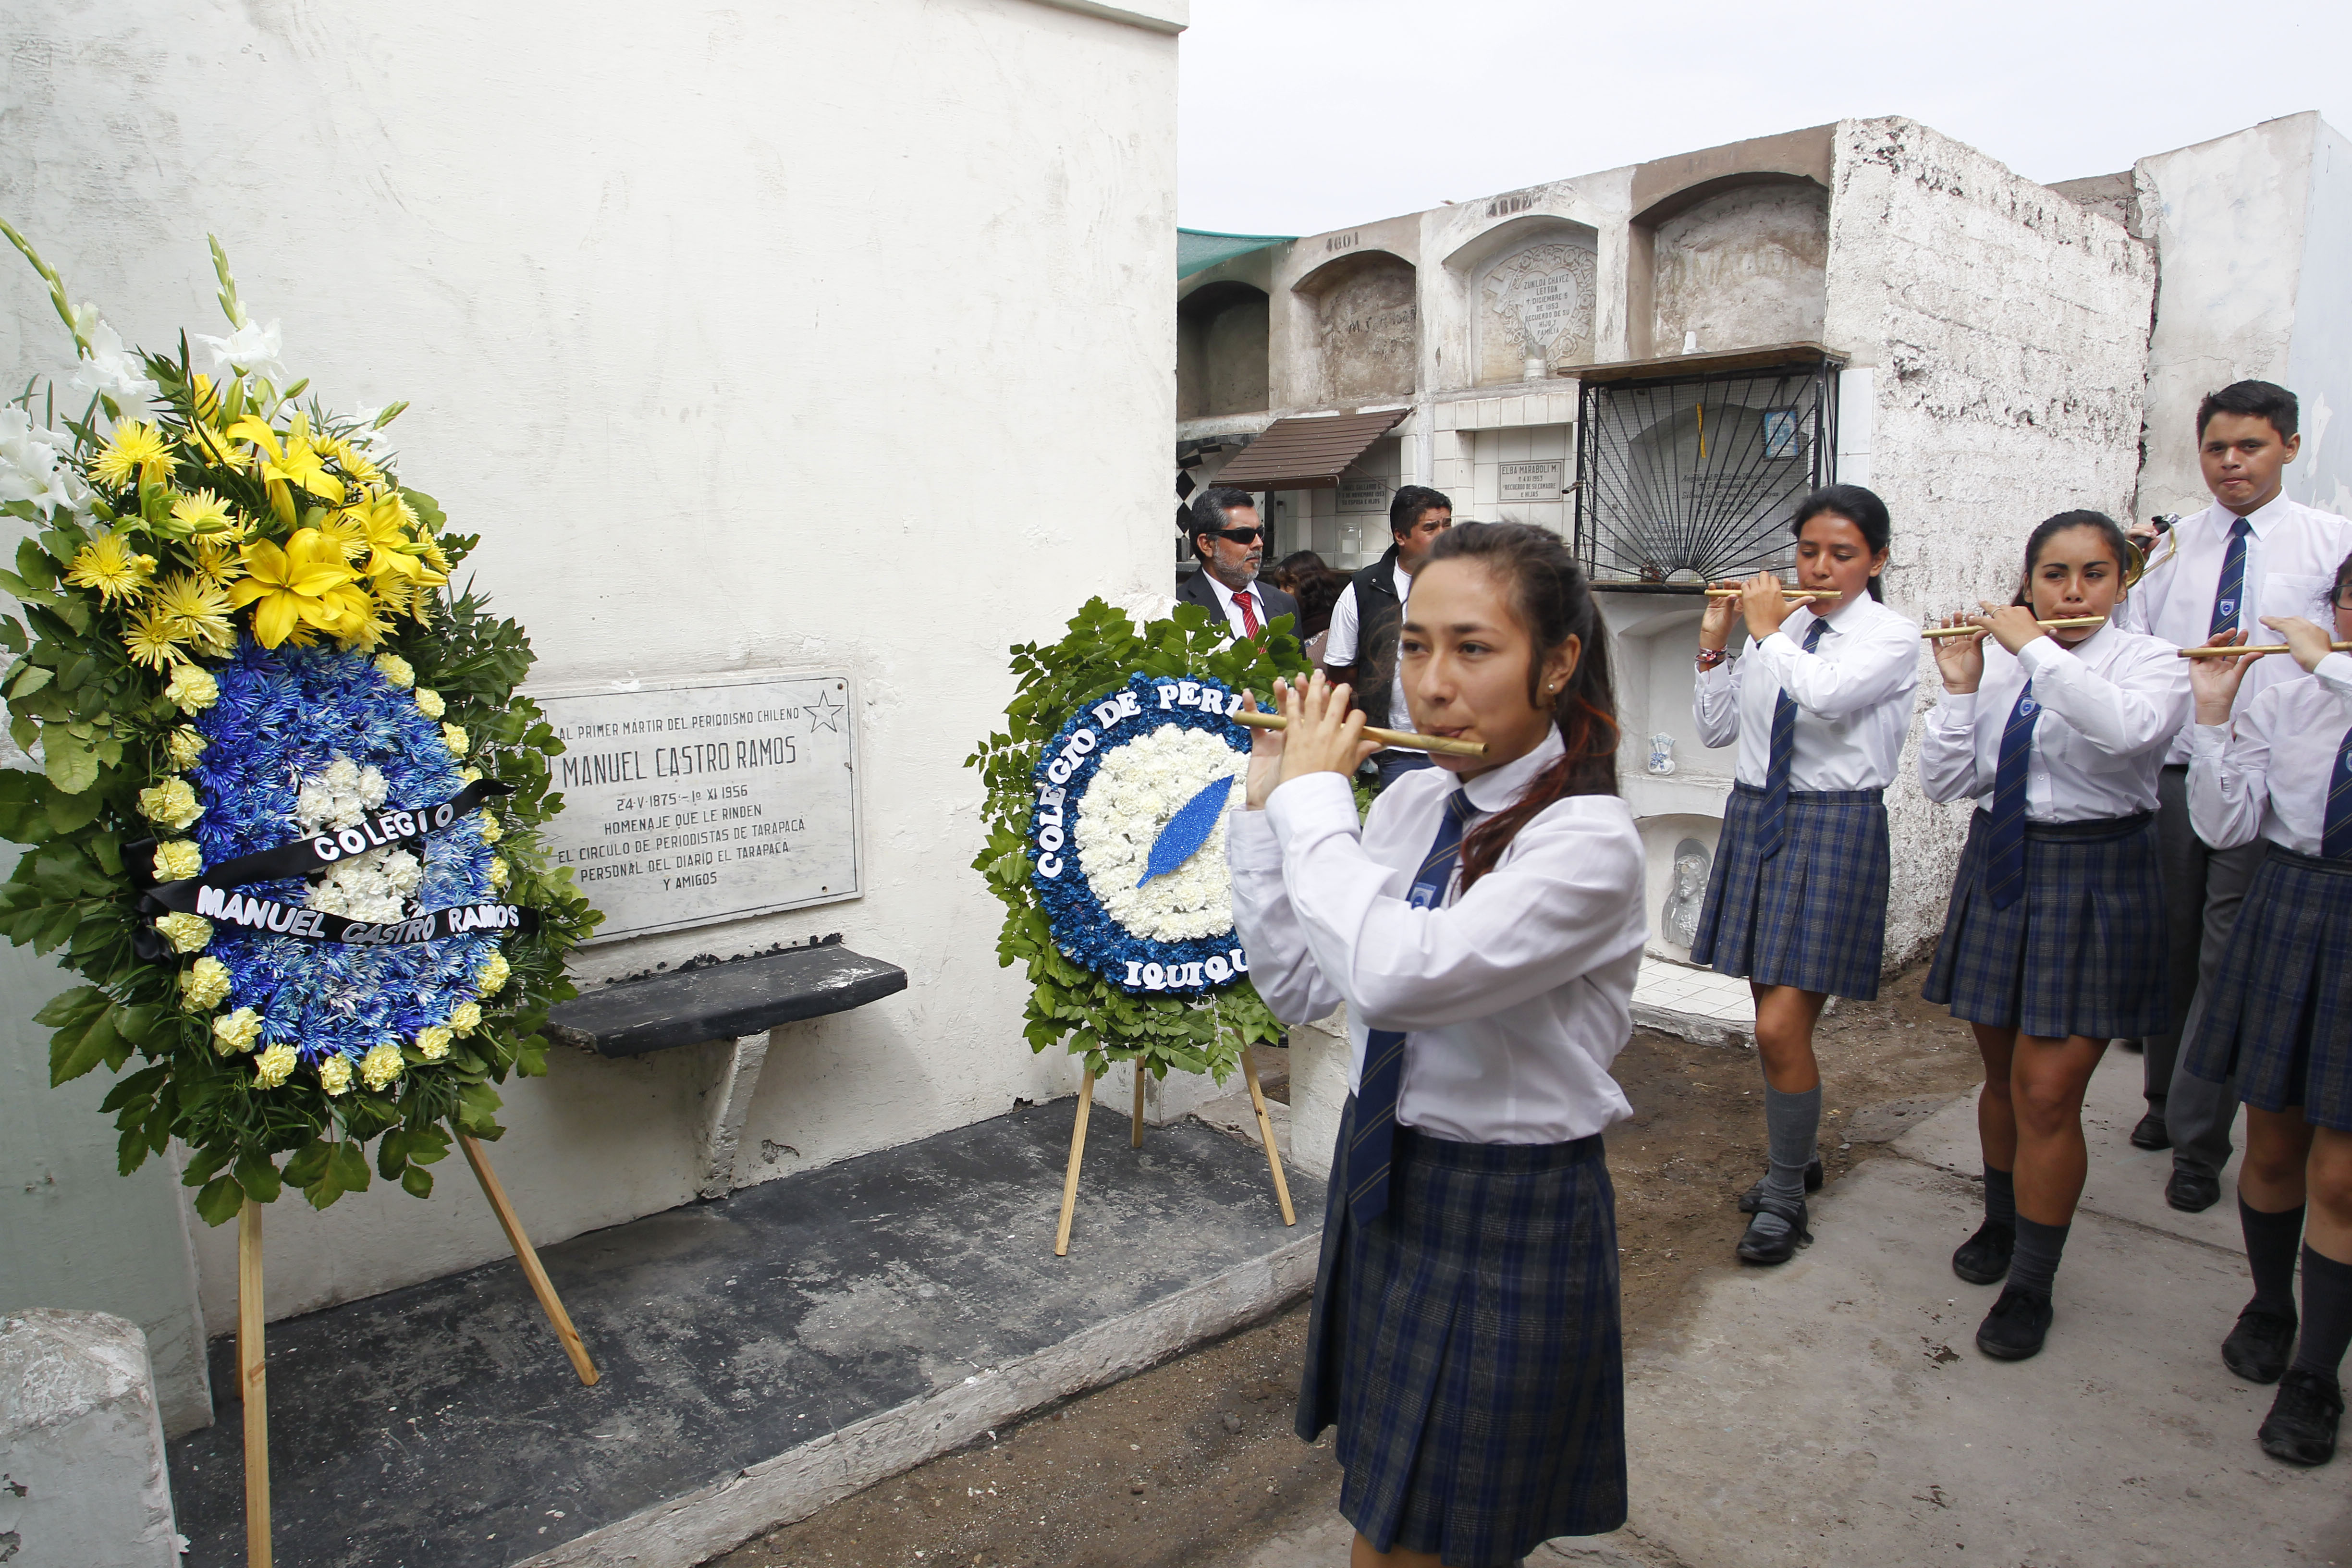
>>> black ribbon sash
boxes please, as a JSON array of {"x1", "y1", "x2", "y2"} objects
[
  {"x1": 138, "y1": 778, "x2": 514, "y2": 907},
  {"x1": 186, "y1": 887, "x2": 539, "y2": 945}
]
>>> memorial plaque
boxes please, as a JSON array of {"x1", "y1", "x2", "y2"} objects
[
  {"x1": 1499, "y1": 460, "x2": 1565, "y2": 503},
  {"x1": 1336, "y1": 475, "x2": 1388, "y2": 514},
  {"x1": 1479, "y1": 243, "x2": 1596, "y2": 383},
  {"x1": 535, "y1": 672, "x2": 859, "y2": 943}
]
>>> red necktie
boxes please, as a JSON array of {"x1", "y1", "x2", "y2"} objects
[{"x1": 1235, "y1": 590, "x2": 1260, "y2": 637}]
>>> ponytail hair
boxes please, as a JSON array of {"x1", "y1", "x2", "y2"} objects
[
  {"x1": 1789, "y1": 484, "x2": 1892, "y2": 601},
  {"x1": 1422, "y1": 522, "x2": 1619, "y2": 890},
  {"x1": 2011, "y1": 510, "x2": 2132, "y2": 607}
]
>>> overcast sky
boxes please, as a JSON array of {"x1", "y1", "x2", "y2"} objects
[{"x1": 1177, "y1": 0, "x2": 2352, "y2": 235}]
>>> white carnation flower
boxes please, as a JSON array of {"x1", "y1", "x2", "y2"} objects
[{"x1": 1072, "y1": 723, "x2": 1248, "y2": 944}]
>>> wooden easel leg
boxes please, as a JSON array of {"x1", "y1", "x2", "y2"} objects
[
  {"x1": 1055, "y1": 1066, "x2": 1098, "y2": 1257},
  {"x1": 456, "y1": 1129, "x2": 601, "y2": 1385},
  {"x1": 238, "y1": 1199, "x2": 270, "y2": 1568},
  {"x1": 1131, "y1": 1061, "x2": 1146, "y2": 1149},
  {"x1": 1242, "y1": 1048, "x2": 1297, "y2": 1227}
]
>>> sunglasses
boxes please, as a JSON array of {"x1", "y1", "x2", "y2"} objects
[{"x1": 1207, "y1": 527, "x2": 1264, "y2": 545}]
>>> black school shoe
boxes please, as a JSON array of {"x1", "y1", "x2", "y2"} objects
[
  {"x1": 1736, "y1": 1197, "x2": 1810, "y2": 1265},
  {"x1": 1975, "y1": 1285, "x2": 2054, "y2": 1360},
  {"x1": 1951, "y1": 1219, "x2": 2015, "y2": 1286},
  {"x1": 1737, "y1": 1156, "x2": 1824, "y2": 1213},
  {"x1": 2222, "y1": 1306, "x2": 2300, "y2": 1384},
  {"x1": 2167, "y1": 1166, "x2": 2222, "y2": 1213},
  {"x1": 2258, "y1": 1370, "x2": 2344, "y2": 1466},
  {"x1": 2129, "y1": 1111, "x2": 2171, "y2": 1151}
]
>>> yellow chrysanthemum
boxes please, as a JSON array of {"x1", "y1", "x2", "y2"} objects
[
  {"x1": 64, "y1": 534, "x2": 158, "y2": 605},
  {"x1": 413, "y1": 687, "x2": 446, "y2": 719},
  {"x1": 315, "y1": 506, "x2": 370, "y2": 564},
  {"x1": 152, "y1": 839, "x2": 204, "y2": 881},
  {"x1": 91, "y1": 421, "x2": 173, "y2": 489},
  {"x1": 318, "y1": 1054, "x2": 353, "y2": 1096},
  {"x1": 189, "y1": 535, "x2": 246, "y2": 587},
  {"x1": 448, "y1": 1001, "x2": 483, "y2": 1037},
  {"x1": 212, "y1": 1008, "x2": 262, "y2": 1055},
  {"x1": 374, "y1": 652, "x2": 415, "y2": 688},
  {"x1": 359, "y1": 1042, "x2": 404, "y2": 1092},
  {"x1": 486, "y1": 856, "x2": 509, "y2": 890},
  {"x1": 254, "y1": 1041, "x2": 297, "y2": 1089},
  {"x1": 225, "y1": 528, "x2": 361, "y2": 648},
  {"x1": 478, "y1": 812, "x2": 502, "y2": 845},
  {"x1": 152, "y1": 572, "x2": 236, "y2": 656},
  {"x1": 442, "y1": 723, "x2": 469, "y2": 756},
  {"x1": 154, "y1": 912, "x2": 212, "y2": 955},
  {"x1": 167, "y1": 488, "x2": 236, "y2": 537},
  {"x1": 181, "y1": 956, "x2": 232, "y2": 1011},
  {"x1": 166, "y1": 725, "x2": 208, "y2": 768},
  {"x1": 415, "y1": 1026, "x2": 453, "y2": 1062},
  {"x1": 459, "y1": 766, "x2": 483, "y2": 784},
  {"x1": 122, "y1": 604, "x2": 191, "y2": 671},
  {"x1": 137, "y1": 777, "x2": 203, "y2": 830},
  {"x1": 475, "y1": 953, "x2": 510, "y2": 996},
  {"x1": 164, "y1": 665, "x2": 219, "y2": 714}
]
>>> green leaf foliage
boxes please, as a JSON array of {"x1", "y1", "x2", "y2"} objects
[{"x1": 964, "y1": 599, "x2": 1308, "y2": 1085}]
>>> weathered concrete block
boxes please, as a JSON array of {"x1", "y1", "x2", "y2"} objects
[
  {"x1": 1286, "y1": 1005, "x2": 1350, "y2": 1180},
  {"x1": 0, "y1": 1310, "x2": 178, "y2": 1568}
]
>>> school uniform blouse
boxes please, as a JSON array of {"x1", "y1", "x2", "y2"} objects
[
  {"x1": 1692, "y1": 596, "x2": 1922, "y2": 790},
  {"x1": 1917, "y1": 625, "x2": 2190, "y2": 821},
  {"x1": 1225, "y1": 726, "x2": 1646, "y2": 1146},
  {"x1": 2187, "y1": 652, "x2": 2352, "y2": 853},
  {"x1": 2119, "y1": 495, "x2": 2352, "y2": 764}
]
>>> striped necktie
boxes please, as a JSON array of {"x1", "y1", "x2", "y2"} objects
[
  {"x1": 1348, "y1": 787, "x2": 1476, "y2": 1229},
  {"x1": 1985, "y1": 681, "x2": 2041, "y2": 909},
  {"x1": 2209, "y1": 515, "x2": 2252, "y2": 639},
  {"x1": 1756, "y1": 616, "x2": 1831, "y2": 861},
  {"x1": 1235, "y1": 589, "x2": 1260, "y2": 637},
  {"x1": 2325, "y1": 724, "x2": 2352, "y2": 861}
]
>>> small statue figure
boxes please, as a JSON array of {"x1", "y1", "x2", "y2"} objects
[
  {"x1": 1662, "y1": 838, "x2": 1710, "y2": 950},
  {"x1": 1646, "y1": 732, "x2": 1677, "y2": 776}
]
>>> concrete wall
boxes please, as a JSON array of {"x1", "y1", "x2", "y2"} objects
[
  {"x1": 1651, "y1": 182, "x2": 1829, "y2": 355},
  {"x1": 1824, "y1": 116, "x2": 2155, "y2": 964},
  {"x1": 2284, "y1": 118, "x2": 2352, "y2": 520},
  {"x1": 0, "y1": 0, "x2": 1176, "y2": 1335}
]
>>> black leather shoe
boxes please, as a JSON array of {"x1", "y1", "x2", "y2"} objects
[
  {"x1": 1975, "y1": 1285, "x2": 2054, "y2": 1360},
  {"x1": 1737, "y1": 1156, "x2": 1824, "y2": 1213},
  {"x1": 2167, "y1": 1167, "x2": 2222, "y2": 1213},
  {"x1": 1736, "y1": 1197, "x2": 1810, "y2": 1265},
  {"x1": 2259, "y1": 1370, "x2": 2344, "y2": 1466},
  {"x1": 2223, "y1": 1306, "x2": 2300, "y2": 1384},
  {"x1": 1952, "y1": 1220, "x2": 2015, "y2": 1286},
  {"x1": 2129, "y1": 1111, "x2": 2172, "y2": 1151}
]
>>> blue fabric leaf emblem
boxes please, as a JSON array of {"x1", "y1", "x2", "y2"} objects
[{"x1": 1139, "y1": 774, "x2": 1235, "y2": 885}]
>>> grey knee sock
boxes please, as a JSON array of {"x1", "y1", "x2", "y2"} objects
[
  {"x1": 2009, "y1": 1216, "x2": 2070, "y2": 1299},
  {"x1": 1984, "y1": 1166, "x2": 2016, "y2": 1228},
  {"x1": 1749, "y1": 1085, "x2": 1822, "y2": 1239}
]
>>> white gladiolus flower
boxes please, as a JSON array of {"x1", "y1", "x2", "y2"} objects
[
  {"x1": 66, "y1": 315, "x2": 160, "y2": 423},
  {"x1": 193, "y1": 318, "x2": 287, "y2": 384},
  {"x1": 0, "y1": 408, "x2": 87, "y2": 516},
  {"x1": 1073, "y1": 723, "x2": 1248, "y2": 944}
]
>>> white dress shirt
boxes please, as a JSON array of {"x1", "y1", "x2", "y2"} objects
[
  {"x1": 1202, "y1": 572, "x2": 1269, "y2": 640},
  {"x1": 1918, "y1": 625, "x2": 2189, "y2": 820},
  {"x1": 2119, "y1": 495, "x2": 2352, "y2": 763},
  {"x1": 1692, "y1": 595, "x2": 1922, "y2": 790},
  {"x1": 1323, "y1": 565, "x2": 1412, "y2": 747},
  {"x1": 2188, "y1": 652, "x2": 2352, "y2": 854},
  {"x1": 1226, "y1": 727, "x2": 1645, "y2": 1145}
]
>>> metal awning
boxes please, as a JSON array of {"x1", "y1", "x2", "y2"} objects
[
  {"x1": 1208, "y1": 409, "x2": 1409, "y2": 491},
  {"x1": 1179, "y1": 228, "x2": 1293, "y2": 279}
]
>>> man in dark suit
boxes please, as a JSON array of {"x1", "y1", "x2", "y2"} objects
[{"x1": 1176, "y1": 486, "x2": 1296, "y2": 639}]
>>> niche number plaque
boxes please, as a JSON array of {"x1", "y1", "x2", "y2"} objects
[{"x1": 535, "y1": 672, "x2": 860, "y2": 942}]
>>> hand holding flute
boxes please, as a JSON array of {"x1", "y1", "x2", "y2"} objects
[{"x1": 2175, "y1": 616, "x2": 2352, "y2": 662}]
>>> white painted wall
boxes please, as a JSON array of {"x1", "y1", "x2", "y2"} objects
[
  {"x1": 2284, "y1": 118, "x2": 2352, "y2": 521},
  {"x1": 0, "y1": 0, "x2": 1177, "y2": 1337},
  {"x1": 1825, "y1": 117, "x2": 2155, "y2": 966}
]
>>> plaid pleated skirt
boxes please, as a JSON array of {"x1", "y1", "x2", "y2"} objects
[
  {"x1": 1296, "y1": 1098, "x2": 1626, "y2": 1566},
  {"x1": 2183, "y1": 845, "x2": 2352, "y2": 1130},
  {"x1": 1922, "y1": 808, "x2": 2169, "y2": 1039},
  {"x1": 1689, "y1": 781, "x2": 1890, "y2": 1000}
]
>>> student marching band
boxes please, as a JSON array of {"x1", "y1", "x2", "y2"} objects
[{"x1": 1229, "y1": 377, "x2": 2348, "y2": 1567}]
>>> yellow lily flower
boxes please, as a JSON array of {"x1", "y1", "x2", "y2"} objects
[
  {"x1": 226, "y1": 413, "x2": 344, "y2": 522},
  {"x1": 226, "y1": 528, "x2": 360, "y2": 648}
]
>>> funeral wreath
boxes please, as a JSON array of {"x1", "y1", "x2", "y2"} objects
[
  {"x1": 967, "y1": 596, "x2": 1311, "y2": 1085},
  {"x1": 0, "y1": 222, "x2": 599, "y2": 1223}
]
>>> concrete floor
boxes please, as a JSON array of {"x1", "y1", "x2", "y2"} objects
[
  {"x1": 1209, "y1": 1050, "x2": 2352, "y2": 1567},
  {"x1": 166, "y1": 1101, "x2": 1318, "y2": 1568}
]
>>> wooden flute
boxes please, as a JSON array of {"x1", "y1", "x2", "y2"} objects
[
  {"x1": 1230, "y1": 709, "x2": 1487, "y2": 758},
  {"x1": 1920, "y1": 617, "x2": 2108, "y2": 639},
  {"x1": 2177, "y1": 639, "x2": 2352, "y2": 660},
  {"x1": 1704, "y1": 586, "x2": 1842, "y2": 601}
]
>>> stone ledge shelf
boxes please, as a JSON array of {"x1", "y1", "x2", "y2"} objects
[{"x1": 547, "y1": 939, "x2": 907, "y2": 1199}]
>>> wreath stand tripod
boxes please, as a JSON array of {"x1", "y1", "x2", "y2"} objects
[
  {"x1": 1054, "y1": 1047, "x2": 1295, "y2": 1256},
  {"x1": 235, "y1": 1126, "x2": 598, "y2": 1567}
]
